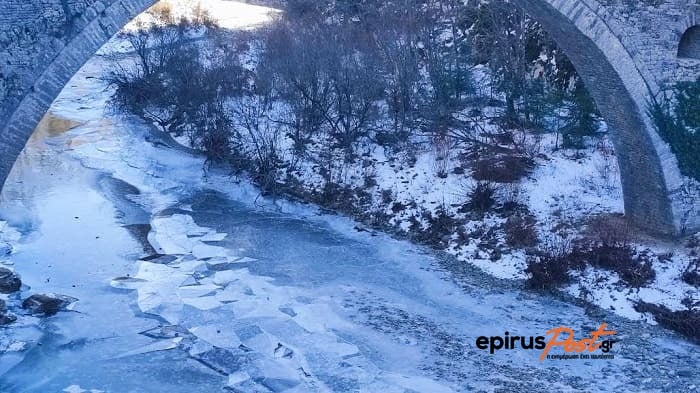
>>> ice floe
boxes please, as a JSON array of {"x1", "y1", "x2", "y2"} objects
[
  {"x1": 113, "y1": 337, "x2": 183, "y2": 359},
  {"x1": 63, "y1": 385, "x2": 105, "y2": 393}
]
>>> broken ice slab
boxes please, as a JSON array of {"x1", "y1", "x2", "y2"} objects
[
  {"x1": 205, "y1": 257, "x2": 234, "y2": 271},
  {"x1": 148, "y1": 215, "x2": 201, "y2": 254},
  {"x1": 140, "y1": 325, "x2": 190, "y2": 339},
  {"x1": 112, "y1": 337, "x2": 183, "y2": 359},
  {"x1": 237, "y1": 328, "x2": 289, "y2": 357},
  {"x1": 135, "y1": 261, "x2": 190, "y2": 283},
  {"x1": 137, "y1": 289, "x2": 184, "y2": 324},
  {"x1": 246, "y1": 357, "x2": 305, "y2": 392},
  {"x1": 322, "y1": 341, "x2": 359, "y2": 358},
  {"x1": 214, "y1": 285, "x2": 242, "y2": 303},
  {"x1": 233, "y1": 256, "x2": 257, "y2": 264},
  {"x1": 62, "y1": 385, "x2": 105, "y2": 393},
  {"x1": 155, "y1": 214, "x2": 209, "y2": 237},
  {"x1": 147, "y1": 229, "x2": 195, "y2": 255},
  {"x1": 180, "y1": 276, "x2": 198, "y2": 287},
  {"x1": 149, "y1": 214, "x2": 228, "y2": 255},
  {"x1": 170, "y1": 259, "x2": 208, "y2": 275},
  {"x1": 192, "y1": 243, "x2": 227, "y2": 259},
  {"x1": 227, "y1": 371, "x2": 252, "y2": 387},
  {"x1": 194, "y1": 346, "x2": 249, "y2": 375},
  {"x1": 188, "y1": 339, "x2": 213, "y2": 357},
  {"x1": 291, "y1": 303, "x2": 348, "y2": 333},
  {"x1": 177, "y1": 283, "x2": 220, "y2": 298},
  {"x1": 273, "y1": 342, "x2": 295, "y2": 359},
  {"x1": 182, "y1": 295, "x2": 222, "y2": 311},
  {"x1": 278, "y1": 306, "x2": 297, "y2": 317},
  {"x1": 199, "y1": 232, "x2": 227, "y2": 242},
  {"x1": 206, "y1": 256, "x2": 257, "y2": 271},
  {"x1": 189, "y1": 324, "x2": 241, "y2": 349},
  {"x1": 228, "y1": 376, "x2": 300, "y2": 393},
  {"x1": 212, "y1": 270, "x2": 239, "y2": 286}
]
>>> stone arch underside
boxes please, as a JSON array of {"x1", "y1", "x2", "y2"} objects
[
  {"x1": 0, "y1": 0, "x2": 696, "y2": 235},
  {"x1": 0, "y1": 0, "x2": 157, "y2": 189},
  {"x1": 678, "y1": 25, "x2": 700, "y2": 59},
  {"x1": 516, "y1": 0, "x2": 697, "y2": 235}
]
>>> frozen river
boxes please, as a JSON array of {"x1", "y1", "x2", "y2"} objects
[{"x1": 0, "y1": 32, "x2": 698, "y2": 393}]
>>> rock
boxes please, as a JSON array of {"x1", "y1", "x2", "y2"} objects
[
  {"x1": 0, "y1": 241, "x2": 12, "y2": 256},
  {"x1": 0, "y1": 312, "x2": 17, "y2": 325},
  {"x1": 0, "y1": 267, "x2": 21, "y2": 293},
  {"x1": 22, "y1": 294, "x2": 78, "y2": 316}
]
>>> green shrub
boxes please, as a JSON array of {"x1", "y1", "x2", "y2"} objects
[
  {"x1": 525, "y1": 247, "x2": 573, "y2": 290},
  {"x1": 649, "y1": 78, "x2": 700, "y2": 181}
]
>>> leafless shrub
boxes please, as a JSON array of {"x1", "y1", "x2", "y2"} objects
[
  {"x1": 525, "y1": 236, "x2": 574, "y2": 290},
  {"x1": 504, "y1": 213, "x2": 539, "y2": 249},
  {"x1": 584, "y1": 214, "x2": 632, "y2": 247},
  {"x1": 232, "y1": 91, "x2": 283, "y2": 193},
  {"x1": 593, "y1": 138, "x2": 619, "y2": 188},
  {"x1": 471, "y1": 150, "x2": 534, "y2": 183},
  {"x1": 148, "y1": 2, "x2": 176, "y2": 25},
  {"x1": 682, "y1": 258, "x2": 700, "y2": 287},
  {"x1": 432, "y1": 135, "x2": 451, "y2": 178},
  {"x1": 500, "y1": 182, "x2": 524, "y2": 209},
  {"x1": 569, "y1": 243, "x2": 655, "y2": 288},
  {"x1": 146, "y1": 1, "x2": 217, "y2": 28},
  {"x1": 105, "y1": 23, "x2": 249, "y2": 164},
  {"x1": 464, "y1": 181, "x2": 498, "y2": 214},
  {"x1": 635, "y1": 300, "x2": 699, "y2": 343}
]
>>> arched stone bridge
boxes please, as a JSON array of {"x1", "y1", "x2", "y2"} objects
[{"x1": 0, "y1": 0, "x2": 698, "y2": 235}]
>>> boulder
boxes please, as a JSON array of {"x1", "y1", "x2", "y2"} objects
[
  {"x1": 0, "y1": 267, "x2": 21, "y2": 293},
  {"x1": 0, "y1": 312, "x2": 16, "y2": 326},
  {"x1": 0, "y1": 241, "x2": 12, "y2": 256},
  {"x1": 22, "y1": 294, "x2": 77, "y2": 316}
]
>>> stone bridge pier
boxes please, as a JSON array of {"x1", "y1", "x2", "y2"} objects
[{"x1": 0, "y1": 0, "x2": 698, "y2": 235}]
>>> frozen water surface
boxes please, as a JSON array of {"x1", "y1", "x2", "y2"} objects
[{"x1": 0, "y1": 6, "x2": 698, "y2": 393}]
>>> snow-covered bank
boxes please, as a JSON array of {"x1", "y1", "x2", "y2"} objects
[
  {"x1": 91, "y1": 0, "x2": 699, "y2": 335},
  {"x1": 0, "y1": 2, "x2": 697, "y2": 391},
  {"x1": 220, "y1": 93, "x2": 696, "y2": 324}
]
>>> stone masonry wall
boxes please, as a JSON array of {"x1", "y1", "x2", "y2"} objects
[
  {"x1": 589, "y1": 0, "x2": 700, "y2": 233},
  {"x1": 0, "y1": 0, "x2": 106, "y2": 122},
  {"x1": 592, "y1": 0, "x2": 699, "y2": 88}
]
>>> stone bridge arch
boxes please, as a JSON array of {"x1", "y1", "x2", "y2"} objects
[
  {"x1": 0, "y1": 0, "x2": 698, "y2": 235},
  {"x1": 679, "y1": 25, "x2": 700, "y2": 59}
]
